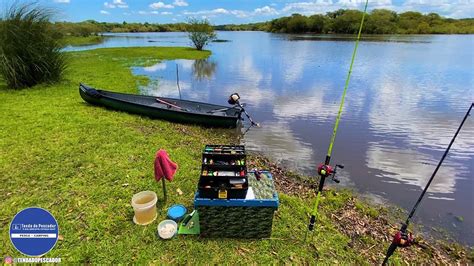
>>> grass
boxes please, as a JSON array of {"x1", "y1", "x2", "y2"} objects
[
  {"x1": 63, "y1": 36, "x2": 104, "y2": 47},
  {"x1": 0, "y1": 46, "x2": 468, "y2": 264}
]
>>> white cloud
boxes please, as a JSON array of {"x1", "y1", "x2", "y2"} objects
[
  {"x1": 54, "y1": 0, "x2": 70, "y2": 3},
  {"x1": 254, "y1": 6, "x2": 279, "y2": 15},
  {"x1": 104, "y1": 0, "x2": 128, "y2": 9},
  {"x1": 104, "y1": 2, "x2": 115, "y2": 8},
  {"x1": 138, "y1": 10, "x2": 172, "y2": 15},
  {"x1": 173, "y1": 0, "x2": 188, "y2": 7},
  {"x1": 150, "y1": 2, "x2": 174, "y2": 9},
  {"x1": 401, "y1": 0, "x2": 474, "y2": 18},
  {"x1": 184, "y1": 6, "x2": 278, "y2": 19},
  {"x1": 212, "y1": 8, "x2": 230, "y2": 14},
  {"x1": 183, "y1": 8, "x2": 229, "y2": 16},
  {"x1": 100, "y1": 10, "x2": 110, "y2": 15}
]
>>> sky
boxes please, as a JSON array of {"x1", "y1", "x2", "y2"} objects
[{"x1": 3, "y1": 0, "x2": 473, "y2": 24}]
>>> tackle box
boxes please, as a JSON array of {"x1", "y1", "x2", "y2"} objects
[
  {"x1": 198, "y1": 145, "x2": 248, "y2": 199},
  {"x1": 195, "y1": 171, "x2": 279, "y2": 238}
]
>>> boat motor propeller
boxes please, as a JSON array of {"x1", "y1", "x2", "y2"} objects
[{"x1": 228, "y1": 93, "x2": 260, "y2": 127}]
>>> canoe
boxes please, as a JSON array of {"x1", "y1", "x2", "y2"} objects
[{"x1": 79, "y1": 83, "x2": 242, "y2": 128}]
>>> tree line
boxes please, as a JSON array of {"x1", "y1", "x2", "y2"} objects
[
  {"x1": 219, "y1": 9, "x2": 474, "y2": 34},
  {"x1": 45, "y1": 9, "x2": 474, "y2": 37},
  {"x1": 52, "y1": 20, "x2": 189, "y2": 37}
]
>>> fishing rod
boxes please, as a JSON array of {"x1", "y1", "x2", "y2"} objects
[
  {"x1": 382, "y1": 103, "x2": 473, "y2": 265},
  {"x1": 305, "y1": 0, "x2": 369, "y2": 241}
]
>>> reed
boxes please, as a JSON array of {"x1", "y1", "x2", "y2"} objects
[{"x1": 0, "y1": 3, "x2": 66, "y2": 89}]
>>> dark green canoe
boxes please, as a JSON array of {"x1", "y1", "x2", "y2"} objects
[{"x1": 79, "y1": 84, "x2": 242, "y2": 128}]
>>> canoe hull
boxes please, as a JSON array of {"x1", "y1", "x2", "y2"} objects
[{"x1": 79, "y1": 84, "x2": 241, "y2": 128}]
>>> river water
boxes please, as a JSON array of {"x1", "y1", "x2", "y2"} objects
[{"x1": 65, "y1": 31, "x2": 474, "y2": 245}]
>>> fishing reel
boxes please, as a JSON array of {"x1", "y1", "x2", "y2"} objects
[
  {"x1": 317, "y1": 163, "x2": 344, "y2": 183},
  {"x1": 391, "y1": 224, "x2": 415, "y2": 248}
]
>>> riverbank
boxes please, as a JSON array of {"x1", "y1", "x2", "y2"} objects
[
  {"x1": 0, "y1": 47, "x2": 471, "y2": 263},
  {"x1": 62, "y1": 36, "x2": 104, "y2": 46}
]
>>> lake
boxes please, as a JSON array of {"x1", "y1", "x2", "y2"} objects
[{"x1": 66, "y1": 31, "x2": 474, "y2": 245}]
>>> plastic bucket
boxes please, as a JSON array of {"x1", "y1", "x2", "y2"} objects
[{"x1": 131, "y1": 191, "x2": 158, "y2": 225}]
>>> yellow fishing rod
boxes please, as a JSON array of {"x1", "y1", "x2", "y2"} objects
[{"x1": 305, "y1": 0, "x2": 369, "y2": 240}]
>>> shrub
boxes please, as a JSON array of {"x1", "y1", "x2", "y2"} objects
[
  {"x1": 186, "y1": 18, "x2": 216, "y2": 51},
  {"x1": 0, "y1": 3, "x2": 66, "y2": 89}
]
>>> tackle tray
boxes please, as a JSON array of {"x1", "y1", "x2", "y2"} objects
[
  {"x1": 198, "y1": 176, "x2": 248, "y2": 199},
  {"x1": 199, "y1": 145, "x2": 248, "y2": 199}
]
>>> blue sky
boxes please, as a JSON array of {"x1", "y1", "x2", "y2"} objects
[{"x1": 8, "y1": 0, "x2": 474, "y2": 24}]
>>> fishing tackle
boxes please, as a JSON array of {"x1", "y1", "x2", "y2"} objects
[
  {"x1": 305, "y1": 0, "x2": 369, "y2": 241},
  {"x1": 382, "y1": 103, "x2": 473, "y2": 265},
  {"x1": 317, "y1": 163, "x2": 344, "y2": 183}
]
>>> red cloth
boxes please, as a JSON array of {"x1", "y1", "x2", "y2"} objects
[{"x1": 154, "y1": 149, "x2": 178, "y2": 182}]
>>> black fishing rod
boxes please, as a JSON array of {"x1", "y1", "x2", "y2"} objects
[
  {"x1": 305, "y1": 0, "x2": 369, "y2": 241},
  {"x1": 382, "y1": 103, "x2": 473, "y2": 265}
]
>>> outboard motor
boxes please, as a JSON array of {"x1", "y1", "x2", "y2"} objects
[
  {"x1": 228, "y1": 93, "x2": 241, "y2": 105},
  {"x1": 228, "y1": 93, "x2": 259, "y2": 127}
]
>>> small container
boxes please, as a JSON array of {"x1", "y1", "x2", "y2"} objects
[
  {"x1": 131, "y1": 191, "x2": 158, "y2": 225},
  {"x1": 158, "y1": 219, "x2": 178, "y2": 239},
  {"x1": 167, "y1": 204, "x2": 187, "y2": 222}
]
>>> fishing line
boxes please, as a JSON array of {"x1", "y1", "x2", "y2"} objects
[
  {"x1": 305, "y1": 0, "x2": 369, "y2": 241},
  {"x1": 382, "y1": 103, "x2": 473, "y2": 265}
]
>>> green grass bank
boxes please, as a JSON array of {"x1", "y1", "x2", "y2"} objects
[
  {"x1": 0, "y1": 47, "x2": 470, "y2": 264},
  {"x1": 62, "y1": 35, "x2": 104, "y2": 46}
]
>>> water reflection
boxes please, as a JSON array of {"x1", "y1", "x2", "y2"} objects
[
  {"x1": 244, "y1": 121, "x2": 315, "y2": 171},
  {"x1": 192, "y1": 59, "x2": 217, "y2": 81},
  {"x1": 286, "y1": 34, "x2": 433, "y2": 43},
  {"x1": 366, "y1": 143, "x2": 459, "y2": 195},
  {"x1": 143, "y1": 62, "x2": 167, "y2": 72}
]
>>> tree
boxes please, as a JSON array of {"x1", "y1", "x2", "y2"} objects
[
  {"x1": 287, "y1": 14, "x2": 308, "y2": 33},
  {"x1": 332, "y1": 10, "x2": 364, "y2": 34},
  {"x1": 186, "y1": 18, "x2": 216, "y2": 50},
  {"x1": 365, "y1": 9, "x2": 398, "y2": 34},
  {"x1": 307, "y1": 14, "x2": 326, "y2": 33}
]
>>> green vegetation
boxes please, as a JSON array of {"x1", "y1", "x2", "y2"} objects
[
  {"x1": 214, "y1": 22, "x2": 268, "y2": 31},
  {"x1": 219, "y1": 9, "x2": 474, "y2": 34},
  {"x1": 47, "y1": 9, "x2": 473, "y2": 36},
  {"x1": 53, "y1": 20, "x2": 188, "y2": 36},
  {"x1": 62, "y1": 36, "x2": 104, "y2": 47},
  {"x1": 0, "y1": 46, "x2": 470, "y2": 264},
  {"x1": 186, "y1": 18, "x2": 216, "y2": 51},
  {"x1": 0, "y1": 3, "x2": 66, "y2": 89}
]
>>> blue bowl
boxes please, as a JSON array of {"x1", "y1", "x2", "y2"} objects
[{"x1": 167, "y1": 204, "x2": 187, "y2": 222}]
